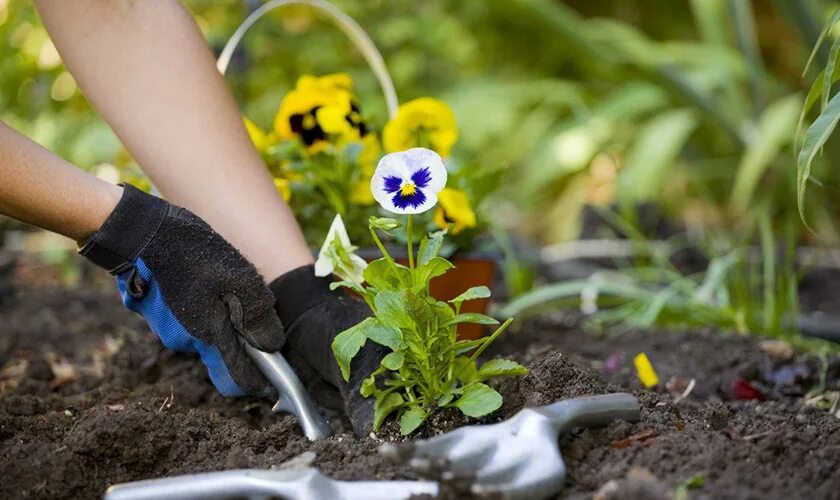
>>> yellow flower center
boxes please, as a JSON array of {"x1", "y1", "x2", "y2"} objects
[{"x1": 400, "y1": 183, "x2": 416, "y2": 197}]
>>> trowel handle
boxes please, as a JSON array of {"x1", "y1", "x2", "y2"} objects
[
  {"x1": 536, "y1": 393, "x2": 640, "y2": 432},
  {"x1": 243, "y1": 344, "x2": 332, "y2": 440}
]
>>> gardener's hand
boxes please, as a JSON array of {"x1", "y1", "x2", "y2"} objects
[
  {"x1": 79, "y1": 184, "x2": 285, "y2": 396},
  {"x1": 270, "y1": 265, "x2": 387, "y2": 437}
]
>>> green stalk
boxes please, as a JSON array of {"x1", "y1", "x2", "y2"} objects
[
  {"x1": 470, "y1": 318, "x2": 514, "y2": 361},
  {"x1": 406, "y1": 214, "x2": 415, "y2": 270},
  {"x1": 369, "y1": 226, "x2": 398, "y2": 273}
]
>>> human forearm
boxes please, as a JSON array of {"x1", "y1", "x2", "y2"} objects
[
  {"x1": 34, "y1": 0, "x2": 312, "y2": 280},
  {"x1": 0, "y1": 122, "x2": 122, "y2": 242}
]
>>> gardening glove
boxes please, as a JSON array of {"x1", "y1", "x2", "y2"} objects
[
  {"x1": 270, "y1": 264, "x2": 388, "y2": 437},
  {"x1": 79, "y1": 184, "x2": 285, "y2": 397}
]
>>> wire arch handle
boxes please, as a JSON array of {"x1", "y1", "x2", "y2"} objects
[{"x1": 217, "y1": 0, "x2": 399, "y2": 120}]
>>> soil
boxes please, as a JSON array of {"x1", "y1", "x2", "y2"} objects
[{"x1": 2, "y1": 259, "x2": 840, "y2": 499}]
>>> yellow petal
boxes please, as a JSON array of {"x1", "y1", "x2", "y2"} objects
[
  {"x1": 350, "y1": 177, "x2": 375, "y2": 206},
  {"x1": 436, "y1": 188, "x2": 476, "y2": 234},
  {"x1": 383, "y1": 97, "x2": 458, "y2": 157},
  {"x1": 633, "y1": 353, "x2": 659, "y2": 388},
  {"x1": 273, "y1": 177, "x2": 291, "y2": 202},
  {"x1": 358, "y1": 133, "x2": 381, "y2": 173},
  {"x1": 316, "y1": 106, "x2": 350, "y2": 134},
  {"x1": 243, "y1": 117, "x2": 269, "y2": 151},
  {"x1": 433, "y1": 206, "x2": 448, "y2": 230}
]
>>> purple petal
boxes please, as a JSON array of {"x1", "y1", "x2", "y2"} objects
[
  {"x1": 383, "y1": 176, "x2": 403, "y2": 193},
  {"x1": 391, "y1": 188, "x2": 427, "y2": 209},
  {"x1": 411, "y1": 167, "x2": 432, "y2": 188}
]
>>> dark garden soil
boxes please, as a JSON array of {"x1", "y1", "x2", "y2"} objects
[{"x1": 2, "y1": 259, "x2": 840, "y2": 500}]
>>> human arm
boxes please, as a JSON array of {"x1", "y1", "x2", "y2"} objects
[
  {"x1": 0, "y1": 121, "x2": 122, "y2": 242},
  {"x1": 33, "y1": 0, "x2": 312, "y2": 281},
  {"x1": 0, "y1": 121, "x2": 284, "y2": 396}
]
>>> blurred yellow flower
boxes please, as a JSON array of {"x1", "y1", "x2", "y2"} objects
[
  {"x1": 350, "y1": 179, "x2": 375, "y2": 205},
  {"x1": 433, "y1": 188, "x2": 476, "y2": 234},
  {"x1": 383, "y1": 97, "x2": 458, "y2": 157},
  {"x1": 349, "y1": 134, "x2": 380, "y2": 206},
  {"x1": 274, "y1": 73, "x2": 369, "y2": 151},
  {"x1": 273, "y1": 177, "x2": 292, "y2": 202},
  {"x1": 633, "y1": 352, "x2": 659, "y2": 388},
  {"x1": 244, "y1": 117, "x2": 277, "y2": 152}
]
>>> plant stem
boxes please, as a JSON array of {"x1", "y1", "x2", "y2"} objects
[
  {"x1": 470, "y1": 317, "x2": 514, "y2": 361},
  {"x1": 406, "y1": 214, "x2": 415, "y2": 270},
  {"x1": 369, "y1": 227, "x2": 398, "y2": 272}
]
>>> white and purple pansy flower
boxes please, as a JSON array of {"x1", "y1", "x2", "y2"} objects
[{"x1": 371, "y1": 147, "x2": 447, "y2": 214}]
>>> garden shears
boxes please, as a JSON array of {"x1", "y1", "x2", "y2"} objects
[{"x1": 104, "y1": 393, "x2": 639, "y2": 499}]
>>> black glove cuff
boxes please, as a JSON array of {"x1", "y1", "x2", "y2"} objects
[
  {"x1": 269, "y1": 264, "x2": 336, "y2": 327},
  {"x1": 78, "y1": 184, "x2": 169, "y2": 274}
]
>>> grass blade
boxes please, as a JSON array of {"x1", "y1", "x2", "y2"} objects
[
  {"x1": 618, "y1": 110, "x2": 698, "y2": 206},
  {"x1": 731, "y1": 93, "x2": 800, "y2": 210}
]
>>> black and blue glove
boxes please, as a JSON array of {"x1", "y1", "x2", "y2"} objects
[
  {"x1": 270, "y1": 265, "x2": 388, "y2": 436},
  {"x1": 79, "y1": 184, "x2": 285, "y2": 396}
]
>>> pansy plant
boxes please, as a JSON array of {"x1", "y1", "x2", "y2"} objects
[{"x1": 329, "y1": 147, "x2": 527, "y2": 435}]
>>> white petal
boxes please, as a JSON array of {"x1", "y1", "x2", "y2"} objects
[
  {"x1": 371, "y1": 148, "x2": 447, "y2": 215},
  {"x1": 314, "y1": 255, "x2": 334, "y2": 277},
  {"x1": 402, "y1": 147, "x2": 447, "y2": 193},
  {"x1": 348, "y1": 254, "x2": 369, "y2": 283},
  {"x1": 315, "y1": 214, "x2": 351, "y2": 277}
]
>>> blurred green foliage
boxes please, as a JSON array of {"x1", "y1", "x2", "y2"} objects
[{"x1": 3, "y1": 0, "x2": 840, "y2": 244}]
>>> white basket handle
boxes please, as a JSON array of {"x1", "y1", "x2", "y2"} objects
[{"x1": 217, "y1": 0, "x2": 399, "y2": 120}]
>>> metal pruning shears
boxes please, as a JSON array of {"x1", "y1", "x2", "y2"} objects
[{"x1": 104, "y1": 393, "x2": 639, "y2": 500}]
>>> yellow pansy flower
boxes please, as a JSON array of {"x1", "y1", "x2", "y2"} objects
[
  {"x1": 433, "y1": 188, "x2": 476, "y2": 234},
  {"x1": 274, "y1": 73, "x2": 367, "y2": 151},
  {"x1": 383, "y1": 97, "x2": 458, "y2": 157},
  {"x1": 273, "y1": 177, "x2": 292, "y2": 202}
]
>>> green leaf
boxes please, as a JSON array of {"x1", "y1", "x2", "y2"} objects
[
  {"x1": 823, "y1": 36, "x2": 840, "y2": 111},
  {"x1": 364, "y1": 258, "x2": 412, "y2": 290},
  {"x1": 797, "y1": 91, "x2": 840, "y2": 223},
  {"x1": 454, "y1": 338, "x2": 486, "y2": 355},
  {"x1": 444, "y1": 313, "x2": 500, "y2": 327},
  {"x1": 802, "y1": 9, "x2": 840, "y2": 77},
  {"x1": 360, "y1": 374, "x2": 377, "y2": 397},
  {"x1": 437, "y1": 391, "x2": 456, "y2": 406},
  {"x1": 454, "y1": 383, "x2": 503, "y2": 417},
  {"x1": 415, "y1": 257, "x2": 454, "y2": 284},
  {"x1": 373, "y1": 392, "x2": 404, "y2": 430},
  {"x1": 403, "y1": 291, "x2": 435, "y2": 334},
  {"x1": 381, "y1": 352, "x2": 405, "y2": 370},
  {"x1": 430, "y1": 299, "x2": 456, "y2": 326},
  {"x1": 374, "y1": 291, "x2": 414, "y2": 330},
  {"x1": 359, "y1": 317, "x2": 406, "y2": 351},
  {"x1": 368, "y1": 216, "x2": 401, "y2": 232},
  {"x1": 399, "y1": 407, "x2": 428, "y2": 435},
  {"x1": 477, "y1": 359, "x2": 529, "y2": 379},
  {"x1": 331, "y1": 324, "x2": 368, "y2": 382},
  {"x1": 452, "y1": 356, "x2": 478, "y2": 384},
  {"x1": 330, "y1": 280, "x2": 366, "y2": 295},
  {"x1": 450, "y1": 286, "x2": 492, "y2": 305},
  {"x1": 417, "y1": 229, "x2": 447, "y2": 266}
]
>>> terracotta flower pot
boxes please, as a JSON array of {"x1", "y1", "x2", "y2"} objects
[{"x1": 357, "y1": 248, "x2": 499, "y2": 340}]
